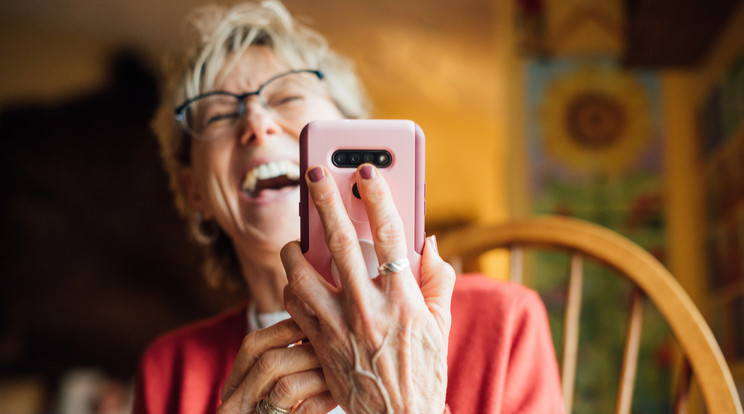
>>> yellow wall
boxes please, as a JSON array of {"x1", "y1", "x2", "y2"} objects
[
  {"x1": 312, "y1": 4, "x2": 509, "y2": 228},
  {"x1": 0, "y1": 1, "x2": 510, "y2": 232},
  {"x1": 0, "y1": 19, "x2": 113, "y2": 107}
]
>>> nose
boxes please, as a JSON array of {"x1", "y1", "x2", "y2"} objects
[{"x1": 238, "y1": 98, "x2": 282, "y2": 145}]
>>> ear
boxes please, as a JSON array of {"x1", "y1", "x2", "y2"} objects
[{"x1": 181, "y1": 167, "x2": 211, "y2": 219}]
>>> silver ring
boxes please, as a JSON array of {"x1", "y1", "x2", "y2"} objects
[
  {"x1": 256, "y1": 397, "x2": 291, "y2": 414},
  {"x1": 377, "y1": 258, "x2": 410, "y2": 275}
]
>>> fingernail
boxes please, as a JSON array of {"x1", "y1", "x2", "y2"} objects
[
  {"x1": 308, "y1": 166, "x2": 325, "y2": 182},
  {"x1": 359, "y1": 164, "x2": 376, "y2": 180},
  {"x1": 429, "y1": 235, "x2": 439, "y2": 255}
]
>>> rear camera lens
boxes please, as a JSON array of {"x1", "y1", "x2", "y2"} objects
[
  {"x1": 333, "y1": 152, "x2": 347, "y2": 165},
  {"x1": 364, "y1": 153, "x2": 374, "y2": 163},
  {"x1": 377, "y1": 153, "x2": 390, "y2": 166},
  {"x1": 349, "y1": 153, "x2": 361, "y2": 164}
]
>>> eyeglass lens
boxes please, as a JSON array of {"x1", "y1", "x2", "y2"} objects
[{"x1": 182, "y1": 71, "x2": 325, "y2": 139}]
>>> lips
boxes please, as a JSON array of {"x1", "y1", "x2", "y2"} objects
[{"x1": 241, "y1": 160, "x2": 301, "y2": 196}]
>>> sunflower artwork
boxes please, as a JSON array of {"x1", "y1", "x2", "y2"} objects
[
  {"x1": 525, "y1": 59, "x2": 672, "y2": 414},
  {"x1": 526, "y1": 59, "x2": 665, "y2": 247}
]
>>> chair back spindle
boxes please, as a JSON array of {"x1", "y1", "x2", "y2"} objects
[
  {"x1": 615, "y1": 288, "x2": 644, "y2": 414},
  {"x1": 437, "y1": 216, "x2": 743, "y2": 414},
  {"x1": 561, "y1": 252, "x2": 583, "y2": 413}
]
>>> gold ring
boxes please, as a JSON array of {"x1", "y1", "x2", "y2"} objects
[{"x1": 256, "y1": 397, "x2": 291, "y2": 414}]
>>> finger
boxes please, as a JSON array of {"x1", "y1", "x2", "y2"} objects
[
  {"x1": 267, "y1": 369, "x2": 329, "y2": 411},
  {"x1": 355, "y1": 164, "x2": 412, "y2": 285},
  {"x1": 284, "y1": 284, "x2": 323, "y2": 340},
  {"x1": 306, "y1": 165, "x2": 371, "y2": 294},
  {"x1": 246, "y1": 343, "x2": 321, "y2": 397},
  {"x1": 419, "y1": 235, "x2": 456, "y2": 337},
  {"x1": 222, "y1": 343, "x2": 321, "y2": 411},
  {"x1": 281, "y1": 241, "x2": 337, "y2": 316},
  {"x1": 221, "y1": 319, "x2": 306, "y2": 403},
  {"x1": 292, "y1": 391, "x2": 338, "y2": 414}
]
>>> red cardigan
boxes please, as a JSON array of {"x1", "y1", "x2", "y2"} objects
[{"x1": 134, "y1": 274, "x2": 564, "y2": 413}]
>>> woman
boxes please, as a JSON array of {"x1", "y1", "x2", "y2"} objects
[{"x1": 134, "y1": 1, "x2": 564, "y2": 413}]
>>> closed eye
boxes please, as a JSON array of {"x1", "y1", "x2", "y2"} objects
[
  {"x1": 268, "y1": 94, "x2": 305, "y2": 107},
  {"x1": 205, "y1": 111, "x2": 240, "y2": 125}
]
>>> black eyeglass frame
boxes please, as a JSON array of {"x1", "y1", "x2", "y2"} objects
[{"x1": 174, "y1": 69, "x2": 325, "y2": 129}]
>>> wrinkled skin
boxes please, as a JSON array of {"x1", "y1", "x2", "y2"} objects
[
  {"x1": 281, "y1": 165, "x2": 456, "y2": 413},
  {"x1": 219, "y1": 318, "x2": 338, "y2": 413}
]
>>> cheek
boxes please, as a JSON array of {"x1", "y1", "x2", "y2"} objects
[
  {"x1": 190, "y1": 145, "x2": 236, "y2": 199},
  {"x1": 192, "y1": 142, "x2": 232, "y2": 173}
]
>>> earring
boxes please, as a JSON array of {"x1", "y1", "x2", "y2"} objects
[{"x1": 191, "y1": 212, "x2": 219, "y2": 245}]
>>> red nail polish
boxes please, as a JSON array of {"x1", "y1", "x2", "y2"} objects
[
  {"x1": 308, "y1": 166, "x2": 325, "y2": 182},
  {"x1": 359, "y1": 164, "x2": 375, "y2": 180}
]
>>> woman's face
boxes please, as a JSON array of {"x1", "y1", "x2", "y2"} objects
[{"x1": 182, "y1": 46, "x2": 344, "y2": 261}]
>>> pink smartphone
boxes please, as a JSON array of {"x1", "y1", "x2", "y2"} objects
[{"x1": 300, "y1": 119, "x2": 426, "y2": 287}]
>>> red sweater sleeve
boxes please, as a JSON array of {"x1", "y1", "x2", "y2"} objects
[
  {"x1": 446, "y1": 274, "x2": 564, "y2": 413},
  {"x1": 132, "y1": 304, "x2": 246, "y2": 414}
]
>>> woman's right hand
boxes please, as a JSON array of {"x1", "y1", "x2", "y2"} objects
[{"x1": 218, "y1": 318, "x2": 337, "y2": 413}]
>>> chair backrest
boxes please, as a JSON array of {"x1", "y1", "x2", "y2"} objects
[{"x1": 437, "y1": 216, "x2": 742, "y2": 414}]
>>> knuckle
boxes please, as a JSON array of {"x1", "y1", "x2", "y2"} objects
[
  {"x1": 373, "y1": 219, "x2": 404, "y2": 245},
  {"x1": 239, "y1": 332, "x2": 261, "y2": 358},
  {"x1": 286, "y1": 264, "x2": 314, "y2": 288},
  {"x1": 271, "y1": 376, "x2": 298, "y2": 403},
  {"x1": 255, "y1": 351, "x2": 280, "y2": 377},
  {"x1": 325, "y1": 227, "x2": 357, "y2": 254}
]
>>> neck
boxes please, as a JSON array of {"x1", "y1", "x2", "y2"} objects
[{"x1": 237, "y1": 247, "x2": 288, "y2": 314}]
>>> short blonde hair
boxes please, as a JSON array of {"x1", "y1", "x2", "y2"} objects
[{"x1": 153, "y1": 0, "x2": 370, "y2": 290}]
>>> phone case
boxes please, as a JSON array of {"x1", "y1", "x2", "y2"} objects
[{"x1": 300, "y1": 119, "x2": 425, "y2": 287}]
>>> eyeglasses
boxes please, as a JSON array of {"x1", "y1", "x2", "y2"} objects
[{"x1": 175, "y1": 69, "x2": 325, "y2": 140}]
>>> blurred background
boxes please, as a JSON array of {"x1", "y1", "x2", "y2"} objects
[{"x1": 1, "y1": 0, "x2": 743, "y2": 412}]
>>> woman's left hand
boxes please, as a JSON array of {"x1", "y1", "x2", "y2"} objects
[{"x1": 281, "y1": 164, "x2": 456, "y2": 413}]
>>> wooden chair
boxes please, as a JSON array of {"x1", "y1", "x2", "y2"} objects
[{"x1": 437, "y1": 215, "x2": 742, "y2": 414}]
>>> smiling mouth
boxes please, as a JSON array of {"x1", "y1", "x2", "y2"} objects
[{"x1": 241, "y1": 160, "x2": 301, "y2": 196}]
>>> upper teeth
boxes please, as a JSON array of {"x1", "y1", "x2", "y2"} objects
[{"x1": 241, "y1": 160, "x2": 300, "y2": 193}]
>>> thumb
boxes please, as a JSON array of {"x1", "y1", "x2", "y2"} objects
[{"x1": 419, "y1": 235, "x2": 456, "y2": 337}]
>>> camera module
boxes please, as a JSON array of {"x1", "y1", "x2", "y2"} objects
[{"x1": 331, "y1": 149, "x2": 392, "y2": 168}]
